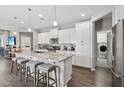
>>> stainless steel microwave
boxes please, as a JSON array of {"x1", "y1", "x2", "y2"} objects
[{"x1": 50, "y1": 38, "x2": 58, "y2": 44}]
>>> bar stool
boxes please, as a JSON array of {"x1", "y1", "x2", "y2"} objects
[
  {"x1": 25, "y1": 60, "x2": 44, "y2": 86},
  {"x1": 11, "y1": 57, "x2": 29, "y2": 80},
  {"x1": 36, "y1": 63, "x2": 58, "y2": 87}
]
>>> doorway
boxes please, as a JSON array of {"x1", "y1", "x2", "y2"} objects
[{"x1": 94, "y1": 13, "x2": 112, "y2": 68}]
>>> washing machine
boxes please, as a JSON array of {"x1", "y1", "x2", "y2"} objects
[{"x1": 97, "y1": 42, "x2": 107, "y2": 59}]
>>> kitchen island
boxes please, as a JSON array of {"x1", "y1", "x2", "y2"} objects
[{"x1": 15, "y1": 51, "x2": 73, "y2": 87}]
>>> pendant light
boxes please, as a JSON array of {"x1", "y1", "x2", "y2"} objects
[
  {"x1": 14, "y1": 17, "x2": 17, "y2": 35},
  {"x1": 53, "y1": 5, "x2": 58, "y2": 27},
  {"x1": 28, "y1": 8, "x2": 32, "y2": 32}
]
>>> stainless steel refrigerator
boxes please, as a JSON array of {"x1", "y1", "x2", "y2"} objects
[{"x1": 111, "y1": 20, "x2": 124, "y2": 87}]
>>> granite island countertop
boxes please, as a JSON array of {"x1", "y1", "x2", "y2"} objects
[{"x1": 15, "y1": 51, "x2": 74, "y2": 63}]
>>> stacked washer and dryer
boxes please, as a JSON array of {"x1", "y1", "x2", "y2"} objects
[
  {"x1": 97, "y1": 42, "x2": 107, "y2": 59},
  {"x1": 97, "y1": 31, "x2": 108, "y2": 67}
]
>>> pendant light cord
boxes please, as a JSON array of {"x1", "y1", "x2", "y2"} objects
[
  {"x1": 14, "y1": 17, "x2": 17, "y2": 32},
  {"x1": 28, "y1": 8, "x2": 32, "y2": 28},
  {"x1": 54, "y1": 5, "x2": 56, "y2": 21}
]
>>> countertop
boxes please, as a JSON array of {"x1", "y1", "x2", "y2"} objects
[{"x1": 15, "y1": 51, "x2": 73, "y2": 63}]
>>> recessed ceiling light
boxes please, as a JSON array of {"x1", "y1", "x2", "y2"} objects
[
  {"x1": 81, "y1": 13, "x2": 85, "y2": 17},
  {"x1": 20, "y1": 21, "x2": 24, "y2": 24},
  {"x1": 38, "y1": 14, "x2": 43, "y2": 17}
]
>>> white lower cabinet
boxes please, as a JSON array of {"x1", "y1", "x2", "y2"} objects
[{"x1": 72, "y1": 55, "x2": 76, "y2": 65}]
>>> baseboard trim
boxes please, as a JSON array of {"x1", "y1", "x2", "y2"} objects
[
  {"x1": 72, "y1": 65, "x2": 91, "y2": 71},
  {"x1": 90, "y1": 68, "x2": 96, "y2": 71}
]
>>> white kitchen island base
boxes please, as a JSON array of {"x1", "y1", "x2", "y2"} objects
[
  {"x1": 15, "y1": 51, "x2": 73, "y2": 87},
  {"x1": 56, "y1": 56, "x2": 72, "y2": 87}
]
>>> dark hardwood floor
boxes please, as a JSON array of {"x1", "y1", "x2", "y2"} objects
[
  {"x1": 70, "y1": 66, "x2": 112, "y2": 87},
  {"x1": 0, "y1": 57, "x2": 114, "y2": 87}
]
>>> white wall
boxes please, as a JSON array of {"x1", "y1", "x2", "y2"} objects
[
  {"x1": 112, "y1": 6, "x2": 124, "y2": 26},
  {"x1": 95, "y1": 17, "x2": 112, "y2": 31}
]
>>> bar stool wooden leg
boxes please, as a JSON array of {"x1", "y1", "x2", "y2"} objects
[
  {"x1": 58, "y1": 67, "x2": 60, "y2": 87},
  {"x1": 19, "y1": 64, "x2": 22, "y2": 81},
  {"x1": 10, "y1": 60, "x2": 14, "y2": 73},
  {"x1": 25, "y1": 66, "x2": 28, "y2": 83},
  {"x1": 34, "y1": 65, "x2": 37, "y2": 87},
  {"x1": 28, "y1": 67, "x2": 31, "y2": 81},
  {"x1": 47, "y1": 72, "x2": 49, "y2": 87},
  {"x1": 15, "y1": 62, "x2": 18, "y2": 76},
  {"x1": 36, "y1": 69, "x2": 39, "y2": 87},
  {"x1": 54, "y1": 68, "x2": 57, "y2": 87},
  {"x1": 43, "y1": 72, "x2": 45, "y2": 83},
  {"x1": 44, "y1": 73, "x2": 47, "y2": 83}
]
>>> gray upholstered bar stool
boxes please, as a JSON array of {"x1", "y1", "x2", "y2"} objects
[
  {"x1": 36, "y1": 63, "x2": 58, "y2": 87},
  {"x1": 11, "y1": 57, "x2": 29, "y2": 80},
  {"x1": 25, "y1": 60, "x2": 44, "y2": 86}
]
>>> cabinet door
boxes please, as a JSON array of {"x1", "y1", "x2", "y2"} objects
[
  {"x1": 44, "y1": 32, "x2": 50, "y2": 44},
  {"x1": 58, "y1": 28, "x2": 75, "y2": 44},
  {"x1": 75, "y1": 20, "x2": 90, "y2": 67},
  {"x1": 49, "y1": 28, "x2": 58, "y2": 38},
  {"x1": 38, "y1": 33, "x2": 41, "y2": 43},
  {"x1": 63, "y1": 30, "x2": 70, "y2": 43},
  {"x1": 58, "y1": 29, "x2": 69, "y2": 43},
  {"x1": 40, "y1": 33, "x2": 46, "y2": 44},
  {"x1": 68, "y1": 28, "x2": 76, "y2": 43},
  {"x1": 58, "y1": 30, "x2": 64, "y2": 43}
]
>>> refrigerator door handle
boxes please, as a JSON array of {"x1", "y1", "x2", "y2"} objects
[{"x1": 111, "y1": 34, "x2": 114, "y2": 61}]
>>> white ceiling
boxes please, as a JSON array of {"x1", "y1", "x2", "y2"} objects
[{"x1": 0, "y1": 5, "x2": 114, "y2": 32}]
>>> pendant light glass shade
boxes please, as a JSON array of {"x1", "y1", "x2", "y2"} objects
[
  {"x1": 53, "y1": 20, "x2": 58, "y2": 26},
  {"x1": 28, "y1": 28, "x2": 31, "y2": 32},
  {"x1": 28, "y1": 8, "x2": 32, "y2": 32},
  {"x1": 14, "y1": 32, "x2": 16, "y2": 35},
  {"x1": 53, "y1": 5, "x2": 58, "y2": 27},
  {"x1": 14, "y1": 17, "x2": 17, "y2": 35}
]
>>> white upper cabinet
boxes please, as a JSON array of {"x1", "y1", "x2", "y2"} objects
[
  {"x1": 38, "y1": 33, "x2": 46, "y2": 44},
  {"x1": 44, "y1": 32, "x2": 50, "y2": 44},
  {"x1": 58, "y1": 29, "x2": 69, "y2": 43},
  {"x1": 58, "y1": 28, "x2": 75, "y2": 44},
  {"x1": 38, "y1": 33, "x2": 41, "y2": 43},
  {"x1": 38, "y1": 29, "x2": 58, "y2": 44},
  {"x1": 68, "y1": 28, "x2": 76, "y2": 43},
  {"x1": 38, "y1": 28, "x2": 76, "y2": 44},
  {"x1": 38, "y1": 32, "x2": 49, "y2": 44},
  {"x1": 49, "y1": 28, "x2": 58, "y2": 39},
  {"x1": 58, "y1": 30, "x2": 64, "y2": 43}
]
